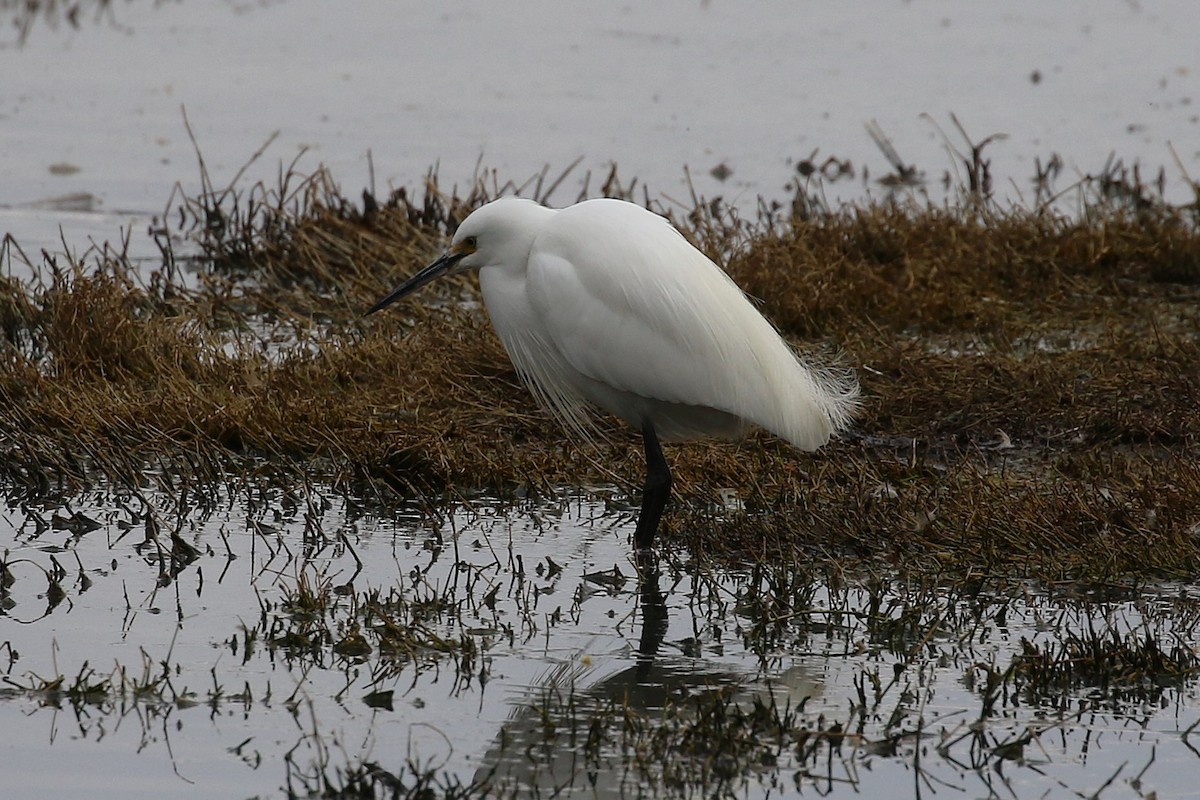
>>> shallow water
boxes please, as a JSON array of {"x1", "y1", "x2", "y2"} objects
[
  {"x1": 2, "y1": 0, "x2": 1199, "y2": 260},
  {"x1": 2, "y1": 483, "x2": 1198, "y2": 798},
  {"x1": 3, "y1": 7, "x2": 1200, "y2": 793}
]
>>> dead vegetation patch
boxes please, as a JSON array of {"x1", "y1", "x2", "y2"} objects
[{"x1": 1, "y1": 161, "x2": 1198, "y2": 577}]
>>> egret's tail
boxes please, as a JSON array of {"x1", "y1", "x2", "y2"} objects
[
  {"x1": 776, "y1": 355, "x2": 861, "y2": 451},
  {"x1": 808, "y1": 358, "x2": 861, "y2": 439}
]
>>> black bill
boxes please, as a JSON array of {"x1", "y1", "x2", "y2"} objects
[{"x1": 366, "y1": 251, "x2": 466, "y2": 315}]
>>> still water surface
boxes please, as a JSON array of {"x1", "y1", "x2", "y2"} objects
[
  {"x1": 2, "y1": 484, "x2": 1198, "y2": 798},
  {"x1": 3, "y1": 0, "x2": 1199, "y2": 258},
  {"x1": 3, "y1": 3, "x2": 1200, "y2": 796}
]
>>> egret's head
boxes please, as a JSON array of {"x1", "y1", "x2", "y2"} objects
[{"x1": 367, "y1": 197, "x2": 552, "y2": 315}]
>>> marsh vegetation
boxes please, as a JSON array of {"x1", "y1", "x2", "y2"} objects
[{"x1": 3, "y1": 126, "x2": 1200, "y2": 796}]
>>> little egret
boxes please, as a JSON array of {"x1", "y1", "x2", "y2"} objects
[{"x1": 369, "y1": 197, "x2": 859, "y2": 550}]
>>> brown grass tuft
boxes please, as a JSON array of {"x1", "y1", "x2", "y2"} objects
[{"x1": 1, "y1": 165, "x2": 1197, "y2": 577}]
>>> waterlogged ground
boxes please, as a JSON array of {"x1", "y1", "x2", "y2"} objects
[
  {"x1": 3, "y1": 4, "x2": 1199, "y2": 798},
  {"x1": 2, "y1": 485, "x2": 1198, "y2": 799}
]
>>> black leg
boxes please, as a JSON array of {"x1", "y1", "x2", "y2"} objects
[{"x1": 634, "y1": 421, "x2": 672, "y2": 550}]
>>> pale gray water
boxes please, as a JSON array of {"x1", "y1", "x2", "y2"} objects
[
  {"x1": 2, "y1": 0, "x2": 1198, "y2": 260},
  {"x1": 3, "y1": 4, "x2": 1200, "y2": 796},
  {"x1": 1, "y1": 484, "x2": 1198, "y2": 798}
]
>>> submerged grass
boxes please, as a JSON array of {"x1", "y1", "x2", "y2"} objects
[
  {"x1": 261, "y1": 545, "x2": 1200, "y2": 798},
  {"x1": 1, "y1": 154, "x2": 1198, "y2": 579}
]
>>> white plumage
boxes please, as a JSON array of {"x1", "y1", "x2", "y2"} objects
[{"x1": 369, "y1": 196, "x2": 859, "y2": 550}]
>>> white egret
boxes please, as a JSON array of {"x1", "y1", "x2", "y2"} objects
[{"x1": 369, "y1": 197, "x2": 859, "y2": 550}]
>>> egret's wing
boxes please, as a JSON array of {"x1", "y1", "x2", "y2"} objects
[{"x1": 527, "y1": 200, "x2": 856, "y2": 449}]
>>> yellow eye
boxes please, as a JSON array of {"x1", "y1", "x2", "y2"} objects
[{"x1": 448, "y1": 237, "x2": 477, "y2": 259}]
